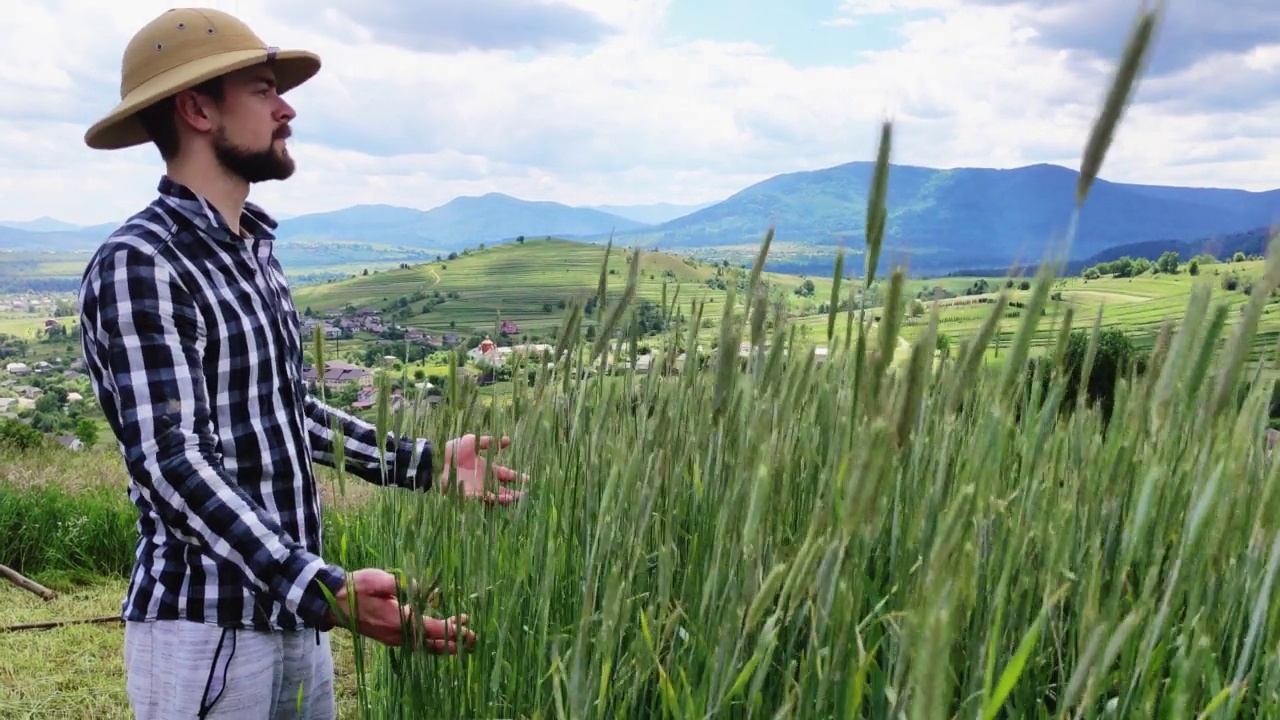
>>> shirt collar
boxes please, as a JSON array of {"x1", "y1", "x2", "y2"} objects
[{"x1": 156, "y1": 175, "x2": 279, "y2": 245}]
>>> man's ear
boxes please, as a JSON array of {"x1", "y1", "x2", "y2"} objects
[{"x1": 173, "y1": 90, "x2": 216, "y2": 134}]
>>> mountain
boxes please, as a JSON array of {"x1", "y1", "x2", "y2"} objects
[
  {"x1": 1081, "y1": 226, "x2": 1275, "y2": 266},
  {"x1": 593, "y1": 162, "x2": 1280, "y2": 274},
  {"x1": 0, "y1": 216, "x2": 82, "y2": 232},
  {"x1": 274, "y1": 193, "x2": 647, "y2": 250},
  {"x1": 0, "y1": 193, "x2": 649, "y2": 257},
  {"x1": 0, "y1": 225, "x2": 109, "y2": 251},
  {"x1": 4, "y1": 163, "x2": 1278, "y2": 277},
  {"x1": 587, "y1": 202, "x2": 716, "y2": 224}
]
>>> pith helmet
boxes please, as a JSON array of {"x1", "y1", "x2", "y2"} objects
[{"x1": 84, "y1": 7, "x2": 320, "y2": 150}]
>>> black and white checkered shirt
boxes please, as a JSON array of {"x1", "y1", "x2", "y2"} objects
[{"x1": 77, "y1": 176, "x2": 433, "y2": 632}]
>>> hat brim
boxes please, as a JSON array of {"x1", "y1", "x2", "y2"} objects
[{"x1": 84, "y1": 48, "x2": 321, "y2": 151}]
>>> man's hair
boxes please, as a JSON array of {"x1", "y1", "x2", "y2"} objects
[{"x1": 136, "y1": 76, "x2": 226, "y2": 161}]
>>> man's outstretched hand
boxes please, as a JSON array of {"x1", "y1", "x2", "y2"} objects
[
  {"x1": 439, "y1": 434, "x2": 528, "y2": 505},
  {"x1": 328, "y1": 568, "x2": 475, "y2": 653}
]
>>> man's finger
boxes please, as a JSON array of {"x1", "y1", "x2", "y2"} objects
[
  {"x1": 423, "y1": 615, "x2": 470, "y2": 638},
  {"x1": 475, "y1": 435, "x2": 511, "y2": 451},
  {"x1": 496, "y1": 489, "x2": 524, "y2": 505},
  {"x1": 492, "y1": 464, "x2": 529, "y2": 484}
]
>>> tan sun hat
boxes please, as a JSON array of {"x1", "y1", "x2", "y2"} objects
[{"x1": 84, "y1": 7, "x2": 321, "y2": 150}]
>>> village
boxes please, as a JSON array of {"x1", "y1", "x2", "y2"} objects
[
  {"x1": 0, "y1": 301, "x2": 570, "y2": 443},
  {"x1": 0, "y1": 294, "x2": 838, "y2": 451}
]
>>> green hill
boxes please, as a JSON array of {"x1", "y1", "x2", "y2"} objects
[{"x1": 289, "y1": 238, "x2": 841, "y2": 342}]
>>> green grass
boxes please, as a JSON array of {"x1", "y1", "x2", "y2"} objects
[
  {"x1": 0, "y1": 314, "x2": 75, "y2": 338},
  {"x1": 0, "y1": 577, "x2": 372, "y2": 718}
]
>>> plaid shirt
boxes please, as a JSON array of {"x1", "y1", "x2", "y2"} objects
[{"x1": 77, "y1": 176, "x2": 433, "y2": 632}]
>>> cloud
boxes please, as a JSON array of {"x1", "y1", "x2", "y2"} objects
[
  {"x1": 264, "y1": 0, "x2": 619, "y2": 54},
  {"x1": 967, "y1": 0, "x2": 1280, "y2": 78},
  {"x1": 0, "y1": 0, "x2": 1275, "y2": 228}
]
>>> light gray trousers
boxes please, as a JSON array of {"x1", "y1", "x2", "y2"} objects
[{"x1": 123, "y1": 619, "x2": 336, "y2": 719}]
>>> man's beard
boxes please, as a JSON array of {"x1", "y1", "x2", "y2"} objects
[{"x1": 212, "y1": 125, "x2": 295, "y2": 183}]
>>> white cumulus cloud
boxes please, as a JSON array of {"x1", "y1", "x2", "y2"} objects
[{"x1": 0, "y1": 0, "x2": 1273, "y2": 227}]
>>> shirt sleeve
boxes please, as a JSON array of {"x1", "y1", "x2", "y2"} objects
[
  {"x1": 302, "y1": 393, "x2": 434, "y2": 491},
  {"x1": 82, "y1": 243, "x2": 346, "y2": 628}
]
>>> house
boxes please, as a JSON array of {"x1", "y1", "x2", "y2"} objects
[
  {"x1": 499, "y1": 320, "x2": 520, "y2": 335},
  {"x1": 5, "y1": 362, "x2": 30, "y2": 376},
  {"x1": 468, "y1": 338, "x2": 504, "y2": 367},
  {"x1": 405, "y1": 329, "x2": 425, "y2": 343},
  {"x1": 302, "y1": 360, "x2": 373, "y2": 389},
  {"x1": 618, "y1": 355, "x2": 655, "y2": 374},
  {"x1": 351, "y1": 386, "x2": 379, "y2": 410},
  {"x1": 351, "y1": 387, "x2": 405, "y2": 411},
  {"x1": 66, "y1": 392, "x2": 83, "y2": 403},
  {"x1": 55, "y1": 435, "x2": 84, "y2": 451}
]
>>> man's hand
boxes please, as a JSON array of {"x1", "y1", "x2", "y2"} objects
[
  {"x1": 327, "y1": 569, "x2": 475, "y2": 653},
  {"x1": 439, "y1": 434, "x2": 529, "y2": 505}
]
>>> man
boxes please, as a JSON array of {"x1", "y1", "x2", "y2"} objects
[{"x1": 77, "y1": 8, "x2": 526, "y2": 718}]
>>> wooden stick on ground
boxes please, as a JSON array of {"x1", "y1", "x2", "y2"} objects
[
  {"x1": 0, "y1": 616, "x2": 122, "y2": 633},
  {"x1": 0, "y1": 563, "x2": 57, "y2": 601}
]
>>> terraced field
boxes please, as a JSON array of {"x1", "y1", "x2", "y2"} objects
[
  {"x1": 799, "y1": 259, "x2": 1280, "y2": 374},
  {"x1": 291, "y1": 238, "x2": 844, "y2": 340}
]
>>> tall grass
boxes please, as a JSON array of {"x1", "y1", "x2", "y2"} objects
[{"x1": 312, "y1": 5, "x2": 1280, "y2": 717}]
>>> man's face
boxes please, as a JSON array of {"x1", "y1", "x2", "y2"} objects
[{"x1": 207, "y1": 65, "x2": 297, "y2": 183}]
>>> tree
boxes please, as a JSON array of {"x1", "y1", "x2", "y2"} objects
[
  {"x1": 1188, "y1": 259, "x2": 1200, "y2": 276},
  {"x1": 73, "y1": 418, "x2": 99, "y2": 448},
  {"x1": 35, "y1": 390, "x2": 64, "y2": 415},
  {"x1": 1156, "y1": 251, "x2": 1180, "y2": 274},
  {"x1": 1027, "y1": 327, "x2": 1147, "y2": 426},
  {"x1": 517, "y1": 236, "x2": 525, "y2": 243},
  {"x1": 0, "y1": 418, "x2": 43, "y2": 451},
  {"x1": 1234, "y1": 251, "x2": 1246, "y2": 263}
]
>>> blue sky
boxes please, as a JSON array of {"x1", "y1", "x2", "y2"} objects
[
  {"x1": 663, "y1": 0, "x2": 931, "y2": 66},
  {"x1": 0, "y1": 0, "x2": 1275, "y2": 225}
]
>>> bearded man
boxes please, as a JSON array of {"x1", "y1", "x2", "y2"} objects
[{"x1": 77, "y1": 8, "x2": 527, "y2": 718}]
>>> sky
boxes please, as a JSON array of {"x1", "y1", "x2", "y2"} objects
[{"x1": 0, "y1": 0, "x2": 1276, "y2": 226}]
